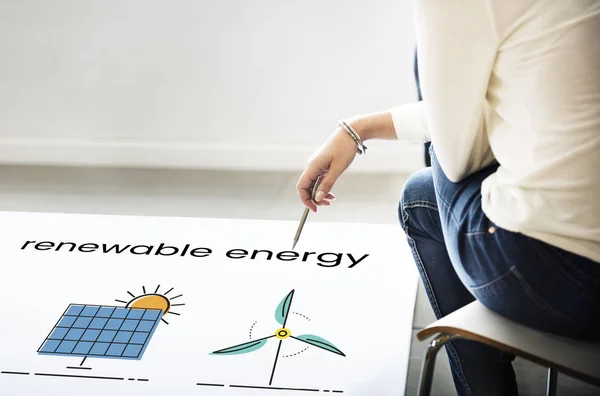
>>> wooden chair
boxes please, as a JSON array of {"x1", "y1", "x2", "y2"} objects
[{"x1": 416, "y1": 301, "x2": 600, "y2": 396}]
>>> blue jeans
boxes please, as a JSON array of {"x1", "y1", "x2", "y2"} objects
[{"x1": 399, "y1": 147, "x2": 600, "y2": 395}]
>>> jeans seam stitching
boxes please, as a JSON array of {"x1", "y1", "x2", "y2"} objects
[
  {"x1": 403, "y1": 200, "x2": 438, "y2": 211},
  {"x1": 511, "y1": 266, "x2": 576, "y2": 323},
  {"x1": 447, "y1": 344, "x2": 474, "y2": 396},
  {"x1": 469, "y1": 265, "x2": 516, "y2": 291},
  {"x1": 406, "y1": 235, "x2": 473, "y2": 395},
  {"x1": 406, "y1": 235, "x2": 443, "y2": 319},
  {"x1": 400, "y1": 211, "x2": 409, "y2": 233},
  {"x1": 431, "y1": 187, "x2": 461, "y2": 227},
  {"x1": 463, "y1": 231, "x2": 489, "y2": 237}
]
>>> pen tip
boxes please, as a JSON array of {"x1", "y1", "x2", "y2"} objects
[{"x1": 292, "y1": 240, "x2": 297, "y2": 250}]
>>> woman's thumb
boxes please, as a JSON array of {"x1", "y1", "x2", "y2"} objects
[{"x1": 314, "y1": 167, "x2": 341, "y2": 202}]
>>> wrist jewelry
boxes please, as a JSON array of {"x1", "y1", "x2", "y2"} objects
[{"x1": 338, "y1": 119, "x2": 367, "y2": 155}]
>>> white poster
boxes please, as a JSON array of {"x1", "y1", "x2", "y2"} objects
[{"x1": 0, "y1": 211, "x2": 418, "y2": 395}]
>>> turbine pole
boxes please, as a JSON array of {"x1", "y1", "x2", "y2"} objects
[{"x1": 269, "y1": 340, "x2": 283, "y2": 385}]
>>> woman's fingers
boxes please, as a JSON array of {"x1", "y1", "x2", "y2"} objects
[
  {"x1": 296, "y1": 126, "x2": 356, "y2": 210},
  {"x1": 296, "y1": 167, "x2": 337, "y2": 211},
  {"x1": 296, "y1": 162, "x2": 324, "y2": 212},
  {"x1": 314, "y1": 163, "x2": 344, "y2": 203},
  {"x1": 314, "y1": 193, "x2": 335, "y2": 207}
]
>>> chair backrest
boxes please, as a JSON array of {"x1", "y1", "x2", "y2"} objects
[{"x1": 417, "y1": 301, "x2": 600, "y2": 386}]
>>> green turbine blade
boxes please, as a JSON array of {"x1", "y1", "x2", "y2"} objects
[
  {"x1": 210, "y1": 336, "x2": 273, "y2": 355},
  {"x1": 275, "y1": 290, "x2": 295, "y2": 326},
  {"x1": 293, "y1": 334, "x2": 346, "y2": 357}
]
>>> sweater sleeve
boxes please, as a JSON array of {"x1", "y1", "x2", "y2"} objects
[
  {"x1": 392, "y1": 0, "x2": 499, "y2": 182},
  {"x1": 390, "y1": 101, "x2": 430, "y2": 143}
]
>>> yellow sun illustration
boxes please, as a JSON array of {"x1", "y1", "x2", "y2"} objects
[{"x1": 116, "y1": 285, "x2": 184, "y2": 324}]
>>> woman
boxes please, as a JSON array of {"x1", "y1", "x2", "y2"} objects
[{"x1": 296, "y1": 1, "x2": 600, "y2": 395}]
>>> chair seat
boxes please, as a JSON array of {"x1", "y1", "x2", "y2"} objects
[{"x1": 416, "y1": 301, "x2": 600, "y2": 386}]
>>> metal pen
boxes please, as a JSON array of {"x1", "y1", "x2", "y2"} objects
[{"x1": 292, "y1": 174, "x2": 322, "y2": 250}]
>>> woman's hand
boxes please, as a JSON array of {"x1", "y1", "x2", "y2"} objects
[
  {"x1": 295, "y1": 111, "x2": 397, "y2": 212},
  {"x1": 296, "y1": 126, "x2": 358, "y2": 212}
]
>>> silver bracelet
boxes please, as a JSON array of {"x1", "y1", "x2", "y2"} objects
[{"x1": 338, "y1": 120, "x2": 367, "y2": 155}]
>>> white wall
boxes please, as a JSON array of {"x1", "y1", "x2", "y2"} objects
[{"x1": 0, "y1": 0, "x2": 423, "y2": 173}]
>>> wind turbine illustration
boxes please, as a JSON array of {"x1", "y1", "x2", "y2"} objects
[{"x1": 211, "y1": 290, "x2": 345, "y2": 385}]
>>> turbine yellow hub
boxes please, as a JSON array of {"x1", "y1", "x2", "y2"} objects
[{"x1": 275, "y1": 328, "x2": 291, "y2": 339}]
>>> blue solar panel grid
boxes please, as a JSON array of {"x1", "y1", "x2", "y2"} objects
[{"x1": 38, "y1": 304, "x2": 162, "y2": 360}]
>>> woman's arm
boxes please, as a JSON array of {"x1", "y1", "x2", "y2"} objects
[
  {"x1": 296, "y1": 102, "x2": 429, "y2": 211},
  {"x1": 346, "y1": 101, "x2": 430, "y2": 143},
  {"x1": 297, "y1": 0, "x2": 500, "y2": 207}
]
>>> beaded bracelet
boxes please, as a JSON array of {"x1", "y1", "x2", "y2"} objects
[{"x1": 338, "y1": 120, "x2": 367, "y2": 155}]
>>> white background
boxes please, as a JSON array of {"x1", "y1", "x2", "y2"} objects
[
  {"x1": 0, "y1": 0, "x2": 422, "y2": 173},
  {"x1": 0, "y1": 211, "x2": 418, "y2": 395}
]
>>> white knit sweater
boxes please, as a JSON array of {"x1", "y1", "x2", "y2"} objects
[{"x1": 391, "y1": 0, "x2": 600, "y2": 263}]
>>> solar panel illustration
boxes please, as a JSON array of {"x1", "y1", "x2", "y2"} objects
[{"x1": 37, "y1": 304, "x2": 162, "y2": 360}]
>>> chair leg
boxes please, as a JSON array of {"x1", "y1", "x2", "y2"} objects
[
  {"x1": 417, "y1": 333, "x2": 462, "y2": 396},
  {"x1": 546, "y1": 367, "x2": 558, "y2": 396}
]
